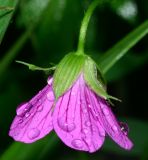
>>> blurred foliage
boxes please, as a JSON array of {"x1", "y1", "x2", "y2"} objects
[
  {"x1": 0, "y1": 0, "x2": 18, "y2": 44},
  {"x1": 0, "y1": 0, "x2": 148, "y2": 160}
]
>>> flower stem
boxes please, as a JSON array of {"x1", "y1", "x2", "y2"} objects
[{"x1": 77, "y1": 0, "x2": 105, "y2": 54}]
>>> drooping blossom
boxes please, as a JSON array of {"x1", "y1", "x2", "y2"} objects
[{"x1": 9, "y1": 74, "x2": 133, "y2": 153}]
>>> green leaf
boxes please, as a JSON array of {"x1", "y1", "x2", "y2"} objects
[
  {"x1": 105, "y1": 53, "x2": 148, "y2": 82},
  {"x1": 0, "y1": 0, "x2": 18, "y2": 44},
  {"x1": 53, "y1": 52, "x2": 86, "y2": 99},
  {"x1": 29, "y1": 0, "x2": 82, "y2": 63},
  {"x1": 99, "y1": 20, "x2": 148, "y2": 74},
  {"x1": 17, "y1": 0, "x2": 50, "y2": 27}
]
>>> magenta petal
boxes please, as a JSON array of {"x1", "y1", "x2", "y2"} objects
[
  {"x1": 53, "y1": 75, "x2": 105, "y2": 152},
  {"x1": 86, "y1": 87, "x2": 133, "y2": 150},
  {"x1": 9, "y1": 81, "x2": 55, "y2": 143}
]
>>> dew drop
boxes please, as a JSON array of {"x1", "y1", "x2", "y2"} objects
[
  {"x1": 119, "y1": 122, "x2": 129, "y2": 135},
  {"x1": 85, "y1": 121, "x2": 91, "y2": 127},
  {"x1": 82, "y1": 128, "x2": 89, "y2": 134},
  {"x1": 71, "y1": 139, "x2": 83, "y2": 149},
  {"x1": 47, "y1": 92, "x2": 54, "y2": 101},
  {"x1": 88, "y1": 104, "x2": 91, "y2": 108},
  {"x1": 85, "y1": 138, "x2": 91, "y2": 144},
  {"x1": 47, "y1": 77, "x2": 53, "y2": 85},
  {"x1": 58, "y1": 118, "x2": 76, "y2": 132},
  {"x1": 49, "y1": 121, "x2": 53, "y2": 126},
  {"x1": 16, "y1": 103, "x2": 28, "y2": 116},
  {"x1": 37, "y1": 105, "x2": 43, "y2": 112},
  {"x1": 18, "y1": 118, "x2": 23, "y2": 124},
  {"x1": 83, "y1": 108, "x2": 87, "y2": 113},
  {"x1": 71, "y1": 91, "x2": 75, "y2": 96},
  {"x1": 37, "y1": 99, "x2": 42, "y2": 106},
  {"x1": 92, "y1": 126, "x2": 97, "y2": 132},
  {"x1": 13, "y1": 130, "x2": 20, "y2": 137},
  {"x1": 78, "y1": 101, "x2": 81, "y2": 105},
  {"x1": 102, "y1": 108, "x2": 109, "y2": 116},
  {"x1": 28, "y1": 128, "x2": 40, "y2": 139},
  {"x1": 99, "y1": 131, "x2": 105, "y2": 137},
  {"x1": 25, "y1": 112, "x2": 30, "y2": 118},
  {"x1": 112, "y1": 125, "x2": 118, "y2": 132}
]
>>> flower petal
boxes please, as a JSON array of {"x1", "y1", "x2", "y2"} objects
[
  {"x1": 85, "y1": 87, "x2": 133, "y2": 150},
  {"x1": 9, "y1": 79, "x2": 55, "y2": 143},
  {"x1": 53, "y1": 75, "x2": 105, "y2": 152}
]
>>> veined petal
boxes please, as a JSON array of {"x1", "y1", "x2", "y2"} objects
[
  {"x1": 9, "y1": 78, "x2": 55, "y2": 143},
  {"x1": 53, "y1": 75, "x2": 105, "y2": 153},
  {"x1": 85, "y1": 87, "x2": 133, "y2": 150}
]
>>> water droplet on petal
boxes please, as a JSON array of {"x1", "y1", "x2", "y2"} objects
[
  {"x1": 18, "y1": 118, "x2": 23, "y2": 124},
  {"x1": 92, "y1": 126, "x2": 97, "y2": 132},
  {"x1": 88, "y1": 104, "x2": 91, "y2": 108},
  {"x1": 72, "y1": 139, "x2": 83, "y2": 149},
  {"x1": 112, "y1": 125, "x2": 118, "y2": 132},
  {"x1": 85, "y1": 121, "x2": 91, "y2": 127},
  {"x1": 102, "y1": 108, "x2": 109, "y2": 116},
  {"x1": 16, "y1": 103, "x2": 28, "y2": 116},
  {"x1": 85, "y1": 138, "x2": 91, "y2": 144},
  {"x1": 37, "y1": 105, "x2": 43, "y2": 112},
  {"x1": 28, "y1": 128, "x2": 40, "y2": 139},
  {"x1": 71, "y1": 91, "x2": 75, "y2": 96},
  {"x1": 47, "y1": 92, "x2": 54, "y2": 101},
  {"x1": 58, "y1": 118, "x2": 76, "y2": 132},
  {"x1": 78, "y1": 101, "x2": 81, "y2": 105},
  {"x1": 119, "y1": 122, "x2": 129, "y2": 135},
  {"x1": 82, "y1": 128, "x2": 89, "y2": 134},
  {"x1": 99, "y1": 131, "x2": 105, "y2": 137},
  {"x1": 47, "y1": 77, "x2": 53, "y2": 85},
  {"x1": 36, "y1": 99, "x2": 42, "y2": 106},
  {"x1": 25, "y1": 112, "x2": 30, "y2": 118},
  {"x1": 13, "y1": 130, "x2": 20, "y2": 137},
  {"x1": 83, "y1": 108, "x2": 87, "y2": 113},
  {"x1": 49, "y1": 121, "x2": 53, "y2": 126}
]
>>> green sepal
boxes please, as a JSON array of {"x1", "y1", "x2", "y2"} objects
[
  {"x1": 16, "y1": 60, "x2": 56, "y2": 73},
  {"x1": 83, "y1": 56, "x2": 120, "y2": 101},
  {"x1": 53, "y1": 52, "x2": 86, "y2": 99}
]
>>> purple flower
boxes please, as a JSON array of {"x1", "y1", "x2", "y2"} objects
[{"x1": 9, "y1": 74, "x2": 133, "y2": 153}]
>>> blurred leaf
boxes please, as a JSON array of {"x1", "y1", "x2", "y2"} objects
[
  {"x1": 0, "y1": 31, "x2": 29, "y2": 82},
  {"x1": 105, "y1": 53, "x2": 148, "y2": 82},
  {"x1": 141, "y1": 143, "x2": 148, "y2": 160},
  {"x1": 17, "y1": 0, "x2": 50, "y2": 27},
  {"x1": 0, "y1": 0, "x2": 52, "y2": 80},
  {"x1": 30, "y1": 0, "x2": 82, "y2": 63},
  {"x1": 109, "y1": 0, "x2": 138, "y2": 23},
  {"x1": 16, "y1": 0, "x2": 82, "y2": 65},
  {"x1": 0, "y1": 0, "x2": 18, "y2": 44},
  {"x1": 0, "y1": 133, "x2": 59, "y2": 160},
  {"x1": 99, "y1": 20, "x2": 148, "y2": 74}
]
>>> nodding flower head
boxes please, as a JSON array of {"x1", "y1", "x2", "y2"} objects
[{"x1": 9, "y1": 53, "x2": 133, "y2": 153}]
